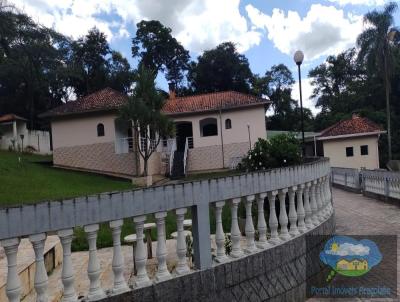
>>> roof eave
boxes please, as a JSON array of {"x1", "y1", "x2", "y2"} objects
[
  {"x1": 39, "y1": 107, "x2": 119, "y2": 119},
  {"x1": 317, "y1": 131, "x2": 386, "y2": 141}
]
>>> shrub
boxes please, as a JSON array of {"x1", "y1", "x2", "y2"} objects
[{"x1": 237, "y1": 133, "x2": 301, "y2": 171}]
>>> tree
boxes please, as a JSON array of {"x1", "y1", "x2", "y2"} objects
[
  {"x1": 357, "y1": 2, "x2": 399, "y2": 160},
  {"x1": 132, "y1": 20, "x2": 190, "y2": 89},
  {"x1": 119, "y1": 67, "x2": 174, "y2": 176},
  {"x1": 187, "y1": 42, "x2": 253, "y2": 93}
]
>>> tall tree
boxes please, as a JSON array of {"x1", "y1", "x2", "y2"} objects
[
  {"x1": 119, "y1": 67, "x2": 174, "y2": 176},
  {"x1": 357, "y1": 2, "x2": 399, "y2": 160},
  {"x1": 187, "y1": 42, "x2": 253, "y2": 94},
  {"x1": 132, "y1": 20, "x2": 190, "y2": 89}
]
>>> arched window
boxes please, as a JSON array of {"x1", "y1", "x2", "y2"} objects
[
  {"x1": 225, "y1": 118, "x2": 232, "y2": 129},
  {"x1": 97, "y1": 123, "x2": 105, "y2": 137},
  {"x1": 199, "y1": 118, "x2": 218, "y2": 137}
]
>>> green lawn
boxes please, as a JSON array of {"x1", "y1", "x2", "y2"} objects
[{"x1": 0, "y1": 150, "x2": 135, "y2": 207}]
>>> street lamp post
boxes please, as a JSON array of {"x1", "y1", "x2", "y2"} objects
[{"x1": 294, "y1": 50, "x2": 305, "y2": 156}]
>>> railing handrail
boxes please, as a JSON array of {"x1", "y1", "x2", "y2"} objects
[
  {"x1": 169, "y1": 139, "x2": 176, "y2": 176},
  {"x1": 183, "y1": 137, "x2": 189, "y2": 175},
  {"x1": 0, "y1": 158, "x2": 330, "y2": 240}
]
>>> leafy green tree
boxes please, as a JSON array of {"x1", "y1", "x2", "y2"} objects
[
  {"x1": 357, "y1": 2, "x2": 399, "y2": 159},
  {"x1": 188, "y1": 42, "x2": 253, "y2": 93},
  {"x1": 132, "y1": 20, "x2": 190, "y2": 89},
  {"x1": 119, "y1": 67, "x2": 174, "y2": 176}
]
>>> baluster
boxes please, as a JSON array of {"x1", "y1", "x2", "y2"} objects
[
  {"x1": 214, "y1": 201, "x2": 229, "y2": 263},
  {"x1": 175, "y1": 208, "x2": 191, "y2": 273},
  {"x1": 244, "y1": 195, "x2": 257, "y2": 254},
  {"x1": 296, "y1": 185, "x2": 307, "y2": 233},
  {"x1": 326, "y1": 177, "x2": 333, "y2": 214},
  {"x1": 133, "y1": 216, "x2": 151, "y2": 287},
  {"x1": 323, "y1": 177, "x2": 330, "y2": 217},
  {"x1": 267, "y1": 191, "x2": 280, "y2": 245},
  {"x1": 256, "y1": 193, "x2": 270, "y2": 249},
  {"x1": 278, "y1": 189, "x2": 290, "y2": 241},
  {"x1": 303, "y1": 183, "x2": 313, "y2": 229},
  {"x1": 316, "y1": 179, "x2": 325, "y2": 222},
  {"x1": 230, "y1": 198, "x2": 243, "y2": 258},
  {"x1": 155, "y1": 212, "x2": 171, "y2": 282},
  {"x1": 58, "y1": 229, "x2": 77, "y2": 302},
  {"x1": 84, "y1": 224, "x2": 105, "y2": 301},
  {"x1": 1, "y1": 238, "x2": 21, "y2": 302},
  {"x1": 288, "y1": 186, "x2": 299, "y2": 236},
  {"x1": 109, "y1": 220, "x2": 129, "y2": 294},
  {"x1": 29, "y1": 233, "x2": 48, "y2": 302},
  {"x1": 310, "y1": 181, "x2": 319, "y2": 225}
]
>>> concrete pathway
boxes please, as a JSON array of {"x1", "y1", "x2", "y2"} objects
[{"x1": 308, "y1": 188, "x2": 400, "y2": 302}]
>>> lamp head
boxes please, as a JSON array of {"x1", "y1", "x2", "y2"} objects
[{"x1": 294, "y1": 50, "x2": 304, "y2": 66}]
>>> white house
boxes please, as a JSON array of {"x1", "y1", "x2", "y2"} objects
[
  {"x1": 41, "y1": 88, "x2": 270, "y2": 178},
  {"x1": 0, "y1": 114, "x2": 51, "y2": 154}
]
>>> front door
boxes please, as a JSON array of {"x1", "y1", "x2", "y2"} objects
[{"x1": 175, "y1": 122, "x2": 193, "y2": 152}]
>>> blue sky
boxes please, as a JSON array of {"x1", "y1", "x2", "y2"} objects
[{"x1": 13, "y1": 0, "x2": 399, "y2": 113}]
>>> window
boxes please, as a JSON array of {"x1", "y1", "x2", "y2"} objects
[
  {"x1": 97, "y1": 123, "x2": 105, "y2": 137},
  {"x1": 360, "y1": 145, "x2": 369, "y2": 156},
  {"x1": 346, "y1": 147, "x2": 353, "y2": 157},
  {"x1": 225, "y1": 118, "x2": 232, "y2": 129},
  {"x1": 199, "y1": 118, "x2": 218, "y2": 137}
]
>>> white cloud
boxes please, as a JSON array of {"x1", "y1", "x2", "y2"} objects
[
  {"x1": 246, "y1": 4, "x2": 364, "y2": 61},
  {"x1": 327, "y1": 0, "x2": 386, "y2": 6},
  {"x1": 12, "y1": 0, "x2": 262, "y2": 53},
  {"x1": 327, "y1": 242, "x2": 370, "y2": 256},
  {"x1": 292, "y1": 78, "x2": 320, "y2": 115}
]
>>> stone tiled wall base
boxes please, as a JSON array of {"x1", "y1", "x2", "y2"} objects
[
  {"x1": 187, "y1": 142, "x2": 249, "y2": 172},
  {"x1": 102, "y1": 214, "x2": 335, "y2": 302},
  {"x1": 53, "y1": 142, "x2": 137, "y2": 176}
]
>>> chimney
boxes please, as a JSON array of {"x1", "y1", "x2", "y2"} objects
[
  {"x1": 168, "y1": 83, "x2": 176, "y2": 99},
  {"x1": 352, "y1": 112, "x2": 360, "y2": 119}
]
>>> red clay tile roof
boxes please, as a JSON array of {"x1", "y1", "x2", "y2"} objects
[
  {"x1": 0, "y1": 114, "x2": 27, "y2": 123},
  {"x1": 162, "y1": 91, "x2": 270, "y2": 115},
  {"x1": 319, "y1": 115, "x2": 384, "y2": 138},
  {"x1": 40, "y1": 88, "x2": 128, "y2": 118}
]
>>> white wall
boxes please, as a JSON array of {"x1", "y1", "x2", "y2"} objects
[
  {"x1": 51, "y1": 113, "x2": 118, "y2": 149},
  {"x1": 322, "y1": 135, "x2": 380, "y2": 169},
  {"x1": 172, "y1": 105, "x2": 266, "y2": 148}
]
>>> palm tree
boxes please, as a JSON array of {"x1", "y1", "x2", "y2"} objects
[{"x1": 357, "y1": 2, "x2": 399, "y2": 160}]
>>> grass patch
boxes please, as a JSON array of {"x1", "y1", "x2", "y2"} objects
[{"x1": 0, "y1": 150, "x2": 135, "y2": 207}]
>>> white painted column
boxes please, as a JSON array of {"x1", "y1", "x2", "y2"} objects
[
  {"x1": 155, "y1": 212, "x2": 171, "y2": 282},
  {"x1": 303, "y1": 183, "x2": 313, "y2": 229},
  {"x1": 256, "y1": 193, "x2": 270, "y2": 249},
  {"x1": 325, "y1": 176, "x2": 333, "y2": 214},
  {"x1": 267, "y1": 190, "x2": 280, "y2": 245},
  {"x1": 58, "y1": 229, "x2": 77, "y2": 302},
  {"x1": 310, "y1": 181, "x2": 319, "y2": 225},
  {"x1": 278, "y1": 189, "x2": 290, "y2": 241},
  {"x1": 321, "y1": 177, "x2": 329, "y2": 218},
  {"x1": 230, "y1": 198, "x2": 243, "y2": 258},
  {"x1": 288, "y1": 186, "x2": 299, "y2": 237},
  {"x1": 244, "y1": 195, "x2": 257, "y2": 254},
  {"x1": 29, "y1": 233, "x2": 48, "y2": 302},
  {"x1": 296, "y1": 185, "x2": 307, "y2": 233},
  {"x1": 214, "y1": 201, "x2": 229, "y2": 263},
  {"x1": 133, "y1": 216, "x2": 151, "y2": 287},
  {"x1": 84, "y1": 224, "x2": 106, "y2": 301},
  {"x1": 109, "y1": 220, "x2": 129, "y2": 295},
  {"x1": 12, "y1": 120, "x2": 17, "y2": 139},
  {"x1": 1, "y1": 238, "x2": 21, "y2": 302},
  {"x1": 175, "y1": 208, "x2": 190, "y2": 274}
]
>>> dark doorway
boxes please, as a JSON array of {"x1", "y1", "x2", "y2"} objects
[{"x1": 176, "y1": 122, "x2": 193, "y2": 151}]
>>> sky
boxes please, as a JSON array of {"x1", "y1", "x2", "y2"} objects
[{"x1": 12, "y1": 0, "x2": 399, "y2": 115}]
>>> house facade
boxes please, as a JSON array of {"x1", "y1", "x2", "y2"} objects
[
  {"x1": 42, "y1": 88, "x2": 270, "y2": 178},
  {"x1": 318, "y1": 114, "x2": 385, "y2": 170}
]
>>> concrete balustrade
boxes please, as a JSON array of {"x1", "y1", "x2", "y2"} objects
[{"x1": 0, "y1": 158, "x2": 333, "y2": 302}]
